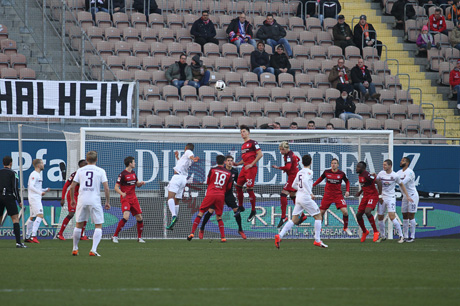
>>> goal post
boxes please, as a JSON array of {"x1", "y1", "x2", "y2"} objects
[{"x1": 70, "y1": 128, "x2": 393, "y2": 240}]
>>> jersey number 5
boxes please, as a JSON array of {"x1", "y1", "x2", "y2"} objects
[
  {"x1": 214, "y1": 173, "x2": 227, "y2": 187},
  {"x1": 86, "y1": 171, "x2": 94, "y2": 187}
]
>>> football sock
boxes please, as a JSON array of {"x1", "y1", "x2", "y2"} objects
[
  {"x1": 247, "y1": 189, "x2": 256, "y2": 211},
  {"x1": 13, "y1": 223, "x2": 21, "y2": 243},
  {"x1": 279, "y1": 220, "x2": 294, "y2": 239},
  {"x1": 200, "y1": 212, "x2": 212, "y2": 231},
  {"x1": 137, "y1": 220, "x2": 144, "y2": 239},
  {"x1": 314, "y1": 220, "x2": 322, "y2": 243},
  {"x1": 367, "y1": 215, "x2": 378, "y2": 232},
  {"x1": 59, "y1": 215, "x2": 72, "y2": 235},
  {"x1": 26, "y1": 218, "x2": 33, "y2": 237},
  {"x1": 114, "y1": 218, "x2": 128, "y2": 237},
  {"x1": 343, "y1": 215, "x2": 349, "y2": 228},
  {"x1": 32, "y1": 217, "x2": 43, "y2": 237},
  {"x1": 409, "y1": 219, "x2": 416, "y2": 239},
  {"x1": 378, "y1": 220, "x2": 385, "y2": 237},
  {"x1": 73, "y1": 227, "x2": 82, "y2": 250},
  {"x1": 191, "y1": 215, "x2": 202, "y2": 234},
  {"x1": 403, "y1": 219, "x2": 409, "y2": 238},
  {"x1": 280, "y1": 194, "x2": 288, "y2": 218},
  {"x1": 217, "y1": 219, "x2": 225, "y2": 238},
  {"x1": 175, "y1": 205, "x2": 179, "y2": 216},
  {"x1": 290, "y1": 196, "x2": 296, "y2": 204},
  {"x1": 236, "y1": 185, "x2": 244, "y2": 207},
  {"x1": 81, "y1": 221, "x2": 87, "y2": 237},
  {"x1": 168, "y1": 198, "x2": 176, "y2": 217},
  {"x1": 91, "y1": 228, "x2": 102, "y2": 253},
  {"x1": 393, "y1": 219, "x2": 403, "y2": 237},
  {"x1": 357, "y1": 217, "x2": 367, "y2": 232},
  {"x1": 235, "y1": 213, "x2": 242, "y2": 231}
]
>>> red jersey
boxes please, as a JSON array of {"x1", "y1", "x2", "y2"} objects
[
  {"x1": 206, "y1": 166, "x2": 233, "y2": 197},
  {"x1": 450, "y1": 68, "x2": 460, "y2": 87},
  {"x1": 61, "y1": 171, "x2": 79, "y2": 200},
  {"x1": 313, "y1": 169, "x2": 350, "y2": 196},
  {"x1": 359, "y1": 170, "x2": 379, "y2": 197},
  {"x1": 279, "y1": 150, "x2": 299, "y2": 177},
  {"x1": 117, "y1": 169, "x2": 138, "y2": 198},
  {"x1": 241, "y1": 139, "x2": 261, "y2": 166}
]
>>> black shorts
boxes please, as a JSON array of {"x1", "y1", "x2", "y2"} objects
[
  {"x1": 0, "y1": 195, "x2": 19, "y2": 216},
  {"x1": 225, "y1": 192, "x2": 237, "y2": 209}
]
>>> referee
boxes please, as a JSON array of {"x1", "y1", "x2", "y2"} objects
[{"x1": 0, "y1": 156, "x2": 27, "y2": 248}]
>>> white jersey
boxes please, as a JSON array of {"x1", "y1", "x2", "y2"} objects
[
  {"x1": 292, "y1": 167, "x2": 314, "y2": 201},
  {"x1": 74, "y1": 164, "x2": 108, "y2": 205},
  {"x1": 397, "y1": 168, "x2": 417, "y2": 196},
  {"x1": 173, "y1": 150, "x2": 194, "y2": 176},
  {"x1": 27, "y1": 170, "x2": 47, "y2": 201},
  {"x1": 377, "y1": 170, "x2": 401, "y2": 199}
]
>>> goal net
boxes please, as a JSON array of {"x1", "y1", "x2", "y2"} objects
[{"x1": 65, "y1": 128, "x2": 393, "y2": 240}]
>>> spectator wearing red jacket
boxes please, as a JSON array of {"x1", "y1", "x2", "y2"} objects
[
  {"x1": 429, "y1": 8, "x2": 448, "y2": 35},
  {"x1": 449, "y1": 60, "x2": 460, "y2": 109}
]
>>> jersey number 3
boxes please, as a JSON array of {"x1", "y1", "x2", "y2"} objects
[{"x1": 86, "y1": 171, "x2": 94, "y2": 187}]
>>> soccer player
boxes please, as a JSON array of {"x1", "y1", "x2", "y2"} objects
[
  {"x1": 0, "y1": 156, "x2": 27, "y2": 248},
  {"x1": 275, "y1": 154, "x2": 328, "y2": 249},
  {"x1": 187, "y1": 155, "x2": 233, "y2": 242},
  {"x1": 397, "y1": 157, "x2": 419, "y2": 242},
  {"x1": 376, "y1": 159, "x2": 413, "y2": 243},
  {"x1": 70, "y1": 151, "x2": 110, "y2": 256},
  {"x1": 313, "y1": 158, "x2": 352, "y2": 236},
  {"x1": 57, "y1": 159, "x2": 88, "y2": 241},
  {"x1": 234, "y1": 125, "x2": 263, "y2": 222},
  {"x1": 112, "y1": 156, "x2": 146, "y2": 243},
  {"x1": 272, "y1": 141, "x2": 300, "y2": 228},
  {"x1": 25, "y1": 159, "x2": 49, "y2": 243},
  {"x1": 198, "y1": 155, "x2": 246, "y2": 239},
  {"x1": 166, "y1": 143, "x2": 200, "y2": 230},
  {"x1": 355, "y1": 161, "x2": 382, "y2": 242}
]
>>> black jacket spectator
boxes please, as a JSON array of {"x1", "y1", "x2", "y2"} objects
[
  {"x1": 353, "y1": 18, "x2": 382, "y2": 56},
  {"x1": 319, "y1": 0, "x2": 342, "y2": 19},
  {"x1": 191, "y1": 18, "x2": 217, "y2": 39},
  {"x1": 256, "y1": 19, "x2": 286, "y2": 42},
  {"x1": 226, "y1": 17, "x2": 254, "y2": 39},
  {"x1": 391, "y1": 0, "x2": 415, "y2": 22},
  {"x1": 350, "y1": 63, "x2": 373, "y2": 84},
  {"x1": 335, "y1": 95, "x2": 356, "y2": 118},
  {"x1": 332, "y1": 18, "x2": 355, "y2": 51},
  {"x1": 250, "y1": 49, "x2": 271, "y2": 70},
  {"x1": 270, "y1": 52, "x2": 291, "y2": 71},
  {"x1": 86, "y1": 0, "x2": 124, "y2": 12},
  {"x1": 133, "y1": 0, "x2": 160, "y2": 14},
  {"x1": 296, "y1": 0, "x2": 317, "y2": 18}
]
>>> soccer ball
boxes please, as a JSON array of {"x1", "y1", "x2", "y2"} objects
[{"x1": 215, "y1": 80, "x2": 226, "y2": 91}]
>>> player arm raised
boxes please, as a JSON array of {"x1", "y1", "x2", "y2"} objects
[
  {"x1": 398, "y1": 182, "x2": 413, "y2": 203},
  {"x1": 70, "y1": 181, "x2": 79, "y2": 208},
  {"x1": 312, "y1": 171, "x2": 326, "y2": 187},
  {"x1": 103, "y1": 181, "x2": 110, "y2": 209},
  {"x1": 245, "y1": 150, "x2": 263, "y2": 170}
]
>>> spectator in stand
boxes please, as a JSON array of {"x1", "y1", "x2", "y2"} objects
[
  {"x1": 333, "y1": 15, "x2": 355, "y2": 53},
  {"x1": 353, "y1": 15, "x2": 382, "y2": 57},
  {"x1": 351, "y1": 58, "x2": 381, "y2": 101},
  {"x1": 250, "y1": 41, "x2": 275, "y2": 78},
  {"x1": 328, "y1": 58, "x2": 353, "y2": 94},
  {"x1": 429, "y1": 8, "x2": 448, "y2": 36},
  {"x1": 166, "y1": 54, "x2": 199, "y2": 91},
  {"x1": 133, "y1": 0, "x2": 160, "y2": 15},
  {"x1": 296, "y1": 0, "x2": 318, "y2": 21},
  {"x1": 307, "y1": 120, "x2": 316, "y2": 129},
  {"x1": 190, "y1": 55, "x2": 210, "y2": 88},
  {"x1": 319, "y1": 0, "x2": 341, "y2": 24},
  {"x1": 391, "y1": 0, "x2": 415, "y2": 30},
  {"x1": 419, "y1": 0, "x2": 437, "y2": 15},
  {"x1": 449, "y1": 59, "x2": 460, "y2": 109},
  {"x1": 321, "y1": 123, "x2": 339, "y2": 143},
  {"x1": 290, "y1": 122, "x2": 298, "y2": 129},
  {"x1": 226, "y1": 13, "x2": 257, "y2": 52},
  {"x1": 450, "y1": 23, "x2": 460, "y2": 50},
  {"x1": 335, "y1": 91, "x2": 363, "y2": 127},
  {"x1": 272, "y1": 122, "x2": 281, "y2": 129},
  {"x1": 326, "y1": 123, "x2": 334, "y2": 130},
  {"x1": 417, "y1": 25, "x2": 437, "y2": 52},
  {"x1": 256, "y1": 14, "x2": 293, "y2": 57},
  {"x1": 191, "y1": 11, "x2": 218, "y2": 52},
  {"x1": 448, "y1": 0, "x2": 460, "y2": 25},
  {"x1": 86, "y1": 0, "x2": 124, "y2": 18},
  {"x1": 270, "y1": 45, "x2": 295, "y2": 80}
]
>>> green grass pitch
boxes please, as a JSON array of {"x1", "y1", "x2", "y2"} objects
[{"x1": 1, "y1": 239, "x2": 458, "y2": 306}]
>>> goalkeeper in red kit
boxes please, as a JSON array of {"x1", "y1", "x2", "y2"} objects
[{"x1": 187, "y1": 155, "x2": 233, "y2": 242}]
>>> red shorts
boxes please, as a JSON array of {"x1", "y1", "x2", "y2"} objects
[
  {"x1": 320, "y1": 196, "x2": 347, "y2": 211},
  {"x1": 66, "y1": 193, "x2": 77, "y2": 213},
  {"x1": 121, "y1": 197, "x2": 142, "y2": 216},
  {"x1": 283, "y1": 174, "x2": 297, "y2": 193},
  {"x1": 358, "y1": 196, "x2": 379, "y2": 213},
  {"x1": 199, "y1": 195, "x2": 225, "y2": 216},
  {"x1": 237, "y1": 166, "x2": 257, "y2": 188}
]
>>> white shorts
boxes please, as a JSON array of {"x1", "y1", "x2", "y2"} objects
[
  {"x1": 167, "y1": 174, "x2": 187, "y2": 199},
  {"x1": 401, "y1": 192, "x2": 419, "y2": 213},
  {"x1": 292, "y1": 198, "x2": 320, "y2": 217},
  {"x1": 378, "y1": 197, "x2": 396, "y2": 215},
  {"x1": 76, "y1": 202, "x2": 104, "y2": 224},
  {"x1": 29, "y1": 199, "x2": 43, "y2": 217}
]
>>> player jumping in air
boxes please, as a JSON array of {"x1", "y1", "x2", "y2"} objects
[
  {"x1": 70, "y1": 151, "x2": 110, "y2": 256},
  {"x1": 275, "y1": 154, "x2": 328, "y2": 249},
  {"x1": 166, "y1": 143, "x2": 200, "y2": 230},
  {"x1": 57, "y1": 159, "x2": 88, "y2": 241},
  {"x1": 233, "y1": 125, "x2": 263, "y2": 222},
  {"x1": 198, "y1": 155, "x2": 246, "y2": 239},
  {"x1": 188, "y1": 155, "x2": 233, "y2": 242},
  {"x1": 376, "y1": 159, "x2": 413, "y2": 243},
  {"x1": 355, "y1": 161, "x2": 382, "y2": 242},
  {"x1": 313, "y1": 158, "x2": 352, "y2": 236},
  {"x1": 112, "y1": 156, "x2": 146, "y2": 243},
  {"x1": 397, "y1": 157, "x2": 419, "y2": 243}
]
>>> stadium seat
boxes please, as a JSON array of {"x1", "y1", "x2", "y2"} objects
[
  {"x1": 256, "y1": 117, "x2": 273, "y2": 128},
  {"x1": 209, "y1": 101, "x2": 227, "y2": 118},
  {"x1": 401, "y1": 119, "x2": 420, "y2": 136},
  {"x1": 273, "y1": 117, "x2": 292, "y2": 129},
  {"x1": 300, "y1": 103, "x2": 318, "y2": 119},
  {"x1": 347, "y1": 118, "x2": 363, "y2": 130},
  {"x1": 281, "y1": 102, "x2": 299, "y2": 119},
  {"x1": 9, "y1": 53, "x2": 26, "y2": 71},
  {"x1": 180, "y1": 85, "x2": 199, "y2": 102},
  {"x1": 407, "y1": 104, "x2": 425, "y2": 120},
  {"x1": 365, "y1": 118, "x2": 382, "y2": 130},
  {"x1": 199, "y1": 86, "x2": 217, "y2": 102},
  {"x1": 113, "y1": 12, "x2": 130, "y2": 29},
  {"x1": 329, "y1": 118, "x2": 346, "y2": 130},
  {"x1": 245, "y1": 102, "x2": 264, "y2": 118},
  {"x1": 220, "y1": 116, "x2": 238, "y2": 129},
  {"x1": 141, "y1": 28, "x2": 158, "y2": 44},
  {"x1": 390, "y1": 104, "x2": 408, "y2": 121},
  {"x1": 372, "y1": 104, "x2": 390, "y2": 126},
  {"x1": 227, "y1": 101, "x2": 245, "y2": 118},
  {"x1": 237, "y1": 116, "x2": 256, "y2": 129},
  {"x1": 271, "y1": 88, "x2": 289, "y2": 103},
  {"x1": 146, "y1": 115, "x2": 164, "y2": 128},
  {"x1": 317, "y1": 103, "x2": 335, "y2": 121},
  {"x1": 191, "y1": 101, "x2": 209, "y2": 118},
  {"x1": 384, "y1": 119, "x2": 401, "y2": 134},
  {"x1": 165, "y1": 115, "x2": 182, "y2": 128},
  {"x1": 253, "y1": 87, "x2": 271, "y2": 103},
  {"x1": 289, "y1": 87, "x2": 308, "y2": 104},
  {"x1": 143, "y1": 85, "x2": 161, "y2": 101},
  {"x1": 173, "y1": 100, "x2": 191, "y2": 118},
  {"x1": 131, "y1": 12, "x2": 148, "y2": 30},
  {"x1": 19, "y1": 68, "x2": 36, "y2": 80},
  {"x1": 355, "y1": 103, "x2": 372, "y2": 120},
  {"x1": 313, "y1": 117, "x2": 328, "y2": 129},
  {"x1": 278, "y1": 73, "x2": 295, "y2": 88},
  {"x1": 1, "y1": 67, "x2": 18, "y2": 79},
  {"x1": 183, "y1": 115, "x2": 202, "y2": 128},
  {"x1": 202, "y1": 116, "x2": 220, "y2": 129},
  {"x1": 264, "y1": 102, "x2": 282, "y2": 119}
]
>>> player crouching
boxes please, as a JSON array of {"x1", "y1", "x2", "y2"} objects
[
  {"x1": 275, "y1": 155, "x2": 328, "y2": 249},
  {"x1": 187, "y1": 155, "x2": 233, "y2": 242}
]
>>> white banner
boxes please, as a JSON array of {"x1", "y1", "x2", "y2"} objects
[{"x1": 0, "y1": 80, "x2": 134, "y2": 119}]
